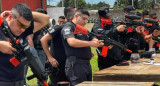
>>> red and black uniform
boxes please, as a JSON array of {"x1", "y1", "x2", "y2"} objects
[{"x1": 91, "y1": 18, "x2": 122, "y2": 70}]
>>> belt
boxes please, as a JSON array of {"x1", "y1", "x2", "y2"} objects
[
  {"x1": 76, "y1": 59, "x2": 90, "y2": 64},
  {"x1": 35, "y1": 46, "x2": 43, "y2": 49},
  {"x1": 0, "y1": 81, "x2": 24, "y2": 86}
]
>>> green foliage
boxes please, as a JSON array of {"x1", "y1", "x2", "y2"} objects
[
  {"x1": 56, "y1": 0, "x2": 110, "y2": 10},
  {"x1": 113, "y1": 0, "x2": 160, "y2": 9}
]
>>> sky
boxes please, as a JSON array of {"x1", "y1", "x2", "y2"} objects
[{"x1": 47, "y1": 0, "x2": 116, "y2": 7}]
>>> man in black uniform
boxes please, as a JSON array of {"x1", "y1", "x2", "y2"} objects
[
  {"x1": 41, "y1": 7, "x2": 75, "y2": 86},
  {"x1": 61, "y1": 8, "x2": 104, "y2": 86},
  {"x1": 0, "y1": 4, "x2": 49, "y2": 86},
  {"x1": 91, "y1": 7, "x2": 126, "y2": 69}
]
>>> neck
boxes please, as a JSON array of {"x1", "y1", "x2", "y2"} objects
[{"x1": 72, "y1": 19, "x2": 77, "y2": 25}]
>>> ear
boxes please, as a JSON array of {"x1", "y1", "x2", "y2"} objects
[{"x1": 75, "y1": 14, "x2": 78, "y2": 18}]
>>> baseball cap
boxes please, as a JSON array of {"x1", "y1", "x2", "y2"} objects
[
  {"x1": 124, "y1": 5, "x2": 136, "y2": 13},
  {"x1": 98, "y1": 7, "x2": 110, "y2": 18}
]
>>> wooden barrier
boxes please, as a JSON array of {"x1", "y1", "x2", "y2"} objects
[
  {"x1": 76, "y1": 81, "x2": 154, "y2": 86},
  {"x1": 93, "y1": 55, "x2": 160, "y2": 82}
]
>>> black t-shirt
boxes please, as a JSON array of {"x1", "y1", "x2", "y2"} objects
[
  {"x1": 0, "y1": 21, "x2": 33, "y2": 82},
  {"x1": 61, "y1": 22, "x2": 93, "y2": 60},
  {"x1": 48, "y1": 25, "x2": 67, "y2": 63},
  {"x1": 33, "y1": 25, "x2": 49, "y2": 48}
]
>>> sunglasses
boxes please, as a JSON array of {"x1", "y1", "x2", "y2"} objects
[{"x1": 11, "y1": 12, "x2": 30, "y2": 29}]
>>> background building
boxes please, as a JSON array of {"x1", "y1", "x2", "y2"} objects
[{"x1": 0, "y1": 0, "x2": 47, "y2": 12}]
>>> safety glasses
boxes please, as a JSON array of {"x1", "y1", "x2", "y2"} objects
[
  {"x1": 78, "y1": 14, "x2": 89, "y2": 21},
  {"x1": 11, "y1": 12, "x2": 30, "y2": 29}
]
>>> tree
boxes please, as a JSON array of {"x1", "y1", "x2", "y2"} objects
[
  {"x1": 57, "y1": 0, "x2": 86, "y2": 8},
  {"x1": 57, "y1": 0, "x2": 70, "y2": 7}
]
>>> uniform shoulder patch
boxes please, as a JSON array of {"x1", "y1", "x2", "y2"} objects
[
  {"x1": 48, "y1": 26, "x2": 55, "y2": 33},
  {"x1": 64, "y1": 28, "x2": 71, "y2": 35}
]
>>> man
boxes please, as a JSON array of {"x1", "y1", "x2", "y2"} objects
[
  {"x1": 91, "y1": 7, "x2": 126, "y2": 69},
  {"x1": 0, "y1": 4, "x2": 49, "y2": 86},
  {"x1": 58, "y1": 16, "x2": 65, "y2": 25},
  {"x1": 41, "y1": 7, "x2": 75, "y2": 86},
  {"x1": 121, "y1": 5, "x2": 160, "y2": 61},
  {"x1": 61, "y1": 8, "x2": 103, "y2": 86},
  {"x1": 148, "y1": 11, "x2": 159, "y2": 51}
]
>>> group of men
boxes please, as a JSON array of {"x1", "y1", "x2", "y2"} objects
[
  {"x1": 92, "y1": 5, "x2": 160, "y2": 70},
  {"x1": 0, "y1": 3, "x2": 160, "y2": 86}
]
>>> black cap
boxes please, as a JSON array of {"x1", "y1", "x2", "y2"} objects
[
  {"x1": 124, "y1": 5, "x2": 136, "y2": 13},
  {"x1": 136, "y1": 12, "x2": 142, "y2": 17},
  {"x1": 98, "y1": 7, "x2": 110, "y2": 18}
]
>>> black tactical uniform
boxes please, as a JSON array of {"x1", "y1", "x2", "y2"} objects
[
  {"x1": 92, "y1": 19, "x2": 122, "y2": 69},
  {"x1": 91, "y1": 7, "x2": 122, "y2": 69},
  {"x1": 48, "y1": 25, "x2": 68, "y2": 86},
  {"x1": 61, "y1": 22, "x2": 93, "y2": 86}
]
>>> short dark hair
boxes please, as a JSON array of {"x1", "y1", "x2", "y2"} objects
[
  {"x1": 11, "y1": 4, "x2": 33, "y2": 21},
  {"x1": 142, "y1": 10, "x2": 149, "y2": 16},
  {"x1": 70, "y1": 5, "x2": 75, "y2": 9},
  {"x1": 36, "y1": 8, "x2": 47, "y2": 14},
  {"x1": 136, "y1": 12, "x2": 142, "y2": 17},
  {"x1": 149, "y1": 11, "x2": 156, "y2": 18},
  {"x1": 64, "y1": 7, "x2": 72, "y2": 18},
  {"x1": 66, "y1": 12, "x2": 75, "y2": 22},
  {"x1": 59, "y1": 16, "x2": 65, "y2": 19},
  {"x1": 76, "y1": 8, "x2": 90, "y2": 16},
  {"x1": 123, "y1": 5, "x2": 136, "y2": 12}
]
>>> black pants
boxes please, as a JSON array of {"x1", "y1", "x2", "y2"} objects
[
  {"x1": 97, "y1": 47, "x2": 122, "y2": 70},
  {"x1": 65, "y1": 56, "x2": 92, "y2": 86},
  {"x1": 48, "y1": 62, "x2": 68, "y2": 86},
  {"x1": 0, "y1": 81, "x2": 24, "y2": 86}
]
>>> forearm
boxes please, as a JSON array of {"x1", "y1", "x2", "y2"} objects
[
  {"x1": 41, "y1": 34, "x2": 52, "y2": 58},
  {"x1": 67, "y1": 38, "x2": 90, "y2": 48},
  {"x1": 32, "y1": 12, "x2": 50, "y2": 33},
  {"x1": 144, "y1": 34, "x2": 152, "y2": 39}
]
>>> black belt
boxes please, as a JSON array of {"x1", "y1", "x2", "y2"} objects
[
  {"x1": 35, "y1": 45, "x2": 43, "y2": 49},
  {"x1": 76, "y1": 59, "x2": 90, "y2": 64},
  {"x1": 0, "y1": 81, "x2": 24, "y2": 86}
]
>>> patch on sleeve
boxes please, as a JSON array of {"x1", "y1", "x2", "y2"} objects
[
  {"x1": 48, "y1": 27, "x2": 55, "y2": 33},
  {"x1": 64, "y1": 28, "x2": 71, "y2": 35}
]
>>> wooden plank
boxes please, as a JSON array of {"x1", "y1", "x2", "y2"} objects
[
  {"x1": 76, "y1": 81, "x2": 154, "y2": 86},
  {"x1": 93, "y1": 56, "x2": 160, "y2": 82}
]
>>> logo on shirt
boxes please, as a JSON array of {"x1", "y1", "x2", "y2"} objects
[
  {"x1": 48, "y1": 27, "x2": 55, "y2": 33},
  {"x1": 64, "y1": 28, "x2": 71, "y2": 35}
]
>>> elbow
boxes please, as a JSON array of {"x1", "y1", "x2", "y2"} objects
[
  {"x1": 68, "y1": 41, "x2": 76, "y2": 47},
  {"x1": 46, "y1": 15, "x2": 50, "y2": 24},
  {"x1": 40, "y1": 36, "x2": 46, "y2": 44}
]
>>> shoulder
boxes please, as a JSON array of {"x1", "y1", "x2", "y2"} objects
[{"x1": 62, "y1": 22, "x2": 74, "y2": 31}]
